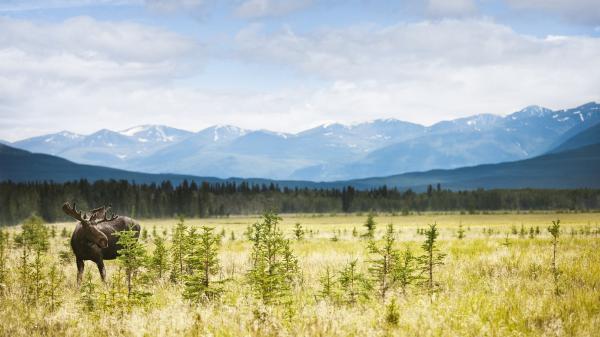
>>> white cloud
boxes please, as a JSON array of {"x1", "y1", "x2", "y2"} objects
[
  {"x1": 0, "y1": 16, "x2": 204, "y2": 140},
  {"x1": 0, "y1": 16, "x2": 199, "y2": 82},
  {"x1": 235, "y1": 0, "x2": 313, "y2": 18},
  {"x1": 233, "y1": 19, "x2": 600, "y2": 123},
  {"x1": 426, "y1": 0, "x2": 476, "y2": 18},
  {"x1": 2, "y1": 16, "x2": 600, "y2": 142},
  {"x1": 506, "y1": 0, "x2": 600, "y2": 24}
]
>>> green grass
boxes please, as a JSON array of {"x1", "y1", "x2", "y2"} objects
[{"x1": 1, "y1": 212, "x2": 600, "y2": 336}]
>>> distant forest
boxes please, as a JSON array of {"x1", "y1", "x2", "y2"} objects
[{"x1": 1, "y1": 179, "x2": 599, "y2": 225}]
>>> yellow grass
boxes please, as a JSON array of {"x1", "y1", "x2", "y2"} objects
[{"x1": 1, "y1": 212, "x2": 600, "y2": 336}]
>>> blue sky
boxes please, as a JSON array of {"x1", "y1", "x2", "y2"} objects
[{"x1": 1, "y1": 0, "x2": 599, "y2": 141}]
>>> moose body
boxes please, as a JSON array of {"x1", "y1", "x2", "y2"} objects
[{"x1": 63, "y1": 202, "x2": 140, "y2": 285}]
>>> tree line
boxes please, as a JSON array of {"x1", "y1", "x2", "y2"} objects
[{"x1": 1, "y1": 179, "x2": 599, "y2": 225}]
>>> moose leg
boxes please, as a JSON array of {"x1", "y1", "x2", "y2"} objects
[
  {"x1": 95, "y1": 259, "x2": 106, "y2": 283},
  {"x1": 76, "y1": 258, "x2": 84, "y2": 286}
]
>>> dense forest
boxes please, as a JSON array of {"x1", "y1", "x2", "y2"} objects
[{"x1": 1, "y1": 179, "x2": 599, "y2": 225}]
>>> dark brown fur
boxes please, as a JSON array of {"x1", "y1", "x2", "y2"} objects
[{"x1": 68, "y1": 212, "x2": 140, "y2": 285}]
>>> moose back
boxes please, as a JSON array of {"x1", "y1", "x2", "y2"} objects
[{"x1": 63, "y1": 202, "x2": 140, "y2": 285}]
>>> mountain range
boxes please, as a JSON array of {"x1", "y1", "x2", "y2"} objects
[
  {"x1": 1, "y1": 117, "x2": 599, "y2": 191},
  {"x1": 6, "y1": 102, "x2": 600, "y2": 181}
]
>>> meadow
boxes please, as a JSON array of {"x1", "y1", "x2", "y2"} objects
[{"x1": 1, "y1": 211, "x2": 600, "y2": 337}]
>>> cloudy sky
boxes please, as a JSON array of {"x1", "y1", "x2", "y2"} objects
[{"x1": 1, "y1": 0, "x2": 599, "y2": 141}]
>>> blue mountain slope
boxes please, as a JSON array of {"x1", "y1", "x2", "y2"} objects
[
  {"x1": 0, "y1": 144, "x2": 326, "y2": 189},
  {"x1": 550, "y1": 122, "x2": 600, "y2": 154},
  {"x1": 7, "y1": 102, "x2": 600, "y2": 181},
  {"x1": 348, "y1": 143, "x2": 600, "y2": 190},
  {"x1": 2, "y1": 137, "x2": 600, "y2": 192}
]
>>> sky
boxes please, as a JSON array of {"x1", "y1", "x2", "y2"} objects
[{"x1": 1, "y1": 0, "x2": 600, "y2": 141}]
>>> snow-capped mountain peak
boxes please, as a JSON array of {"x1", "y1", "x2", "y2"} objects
[
  {"x1": 509, "y1": 105, "x2": 552, "y2": 119},
  {"x1": 9, "y1": 102, "x2": 600, "y2": 181},
  {"x1": 119, "y1": 125, "x2": 192, "y2": 143}
]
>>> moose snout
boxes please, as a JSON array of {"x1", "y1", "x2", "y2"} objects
[{"x1": 98, "y1": 238, "x2": 108, "y2": 248}]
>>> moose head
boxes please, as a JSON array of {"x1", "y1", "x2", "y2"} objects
[{"x1": 62, "y1": 202, "x2": 116, "y2": 248}]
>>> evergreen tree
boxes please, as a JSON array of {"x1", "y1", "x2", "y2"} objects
[
  {"x1": 385, "y1": 298, "x2": 400, "y2": 326},
  {"x1": 149, "y1": 234, "x2": 169, "y2": 280},
  {"x1": 58, "y1": 237, "x2": 74, "y2": 265},
  {"x1": 247, "y1": 211, "x2": 299, "y2": 304},
  {"x1": 185, "y1": 227, "x2": 199, "y2": 275},
  {"x1": 457, "y1": 224, "x2": 465, "y2": 239},
  {"x1": 394, "y1": 247, "x2": 417, "y2": 295},
  {"x1": 13, "y1": 215, "x2": 49, "y2": 303},
  {"x1": 45, "y1": 263, "x2": 64, "y2": 312},
  {"x1": 418, "y1": 224, "x2": 446, "y2": 296},
  {"x1": 170, "y1": 216, "x2": 188, "y2": 282},
  {"x1": 79, "y1": 271, "x2": 97, "y2": 312},
  {"x1": 293, "y1": 223, "x2": 304, "y2": 241},
  {"x1": 338, "y1": 260, "x2": 371, "y2": 304},
  {"x1": 362, "y1": 212, "x2": 377, "y2": 239},
  {"x1": 318, "y1": 266, "x2": 336, "y2": 301},
  {"x1": 367, "y1": 223, "x2": 398, "y2": 299},
  {"x1": 114, "y1": 225, "x2": 147, "y2": 297},
  {"x1": 548, "y1": 219, "x2": 561, "y2": 294},
  {"x1": 98, "y1": 268, "x2": 129, "y2": 317},
  {"x1": 60, "y1": 227, "x2": 69, "y2": 238},
  {"x1": 183, "y1": 226, "x2": 223, "y2": 302}
]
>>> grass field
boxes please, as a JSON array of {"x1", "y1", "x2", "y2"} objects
[{"x1": 1, "y1": 212, "x2": 600, "y2": 336}]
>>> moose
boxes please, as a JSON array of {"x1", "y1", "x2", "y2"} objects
[{"x1": 62, "y1": 202, "x2": 141, "y2": 285}]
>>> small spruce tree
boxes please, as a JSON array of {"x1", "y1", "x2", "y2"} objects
[
  {"x1": 13, "y1": 215, "x2": 49, "y2": 303},
  {"x1": 362, "y1": 212, "x2": 377, "y2": 239},
  {"x1": 367, "y1": 223, "x2": 399, "y2": 299},
  {"x1": 318, "y1": 266, "x2": 336, "y2": 301},
  {"x1": 548, "y1": 219, "x2": 561, "y2": 294},
  {"x1": 114, "y1": 226, "x2": 147, "y2": 298},
  {"x1": 385, "y1": 297, "x2": 400, "y2": 326},
  {"x1": 529, "y1": 226, "x2": 535, "y2": 239},
  {"x1": 394, "y1": 247, "x2": 417, "y2": 295},
  {"x1": 457, "y1": 224, "x2": 465, "y2": 239},
  {"x1": 183, "y1": 226, "x2": 224, "y2": 302},
  {"x1": 247, "y1": 212, "x2": 300, "y2": 304},
  {"x1": 418, "y1": 224, "x2": 446, "y2": 296},
  {"x1": 149, "y1": 234, "x2": 169, "y2": 280},
  {"x1": 170, "y1": 216, "x2": 188, "y2": 282},
  {"x1": 293, "y1": 223, "x2": 304, "y2": 241},
  {"x1": 45, "y1": 263, "x2": 64, "y2": 312},
  {"x1": 338, "y1": 260, "x2": 371, "y2": 304},
  {"x1": 79, "y1": 270, "x2": 97, "y2": 312}
]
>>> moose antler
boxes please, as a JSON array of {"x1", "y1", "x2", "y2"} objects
[
  {"x1": 62, "y1": 202, "x2": 88, "y2": 222},
  {"x1": 94, "y1": 205, "x2": 118, "y2": 224},
  {"x1": 89, "y1": 204, "x2": 117, "y2": 223}
]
